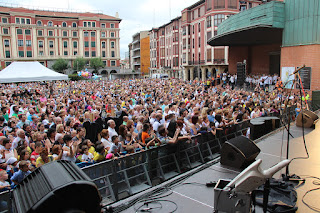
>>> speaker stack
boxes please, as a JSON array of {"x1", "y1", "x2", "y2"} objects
[
  {"x1": 12, "y1": 160, "x2": 101, "y2": 213},
  {"x1": 296, "y1": 109, "x2": 319, "y2": 128},
  {"x1": 220, "y1": 136, "x2": 261, "y2": 169}
]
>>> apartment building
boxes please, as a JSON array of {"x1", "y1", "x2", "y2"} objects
[
  {"x1": 129, "y1": 31, "x2": 150, "y2": 75},
  {"x1": 150, "y1": 0, "x2": 264, "y2": 80},
  {"x1": 0, "y1": 6, "x2": 121, "y2": 74}
]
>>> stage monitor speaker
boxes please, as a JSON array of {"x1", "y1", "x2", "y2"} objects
[
  {"x1": 296, "y1": 109, "x2": 319, "y2": 128},
  {"x1": 12, "y1": 160, "x2": 101, "y2": 213},
  {"x1": 220, "y1": 136, "x2": 261, "y2": 169}
]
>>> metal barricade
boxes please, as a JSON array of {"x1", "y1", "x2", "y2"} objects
[{"x1": 0, "y1": 191, "x2": 11, "y2": 213}]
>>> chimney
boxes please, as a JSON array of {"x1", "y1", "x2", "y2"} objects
[{"x1": 115, "y1": 12, "x2": 119, "y2": 18}]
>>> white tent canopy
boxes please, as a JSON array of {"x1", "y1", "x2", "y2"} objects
[{"x1": 0, "y1": 61, "x2": 68, "y2": 83}]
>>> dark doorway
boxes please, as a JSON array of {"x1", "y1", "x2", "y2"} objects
[{"x1": 269, "y1": 53, "x2": 280, "y2": 75}]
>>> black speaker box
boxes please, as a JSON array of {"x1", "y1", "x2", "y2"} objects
[
  {"x1": 296, "y1": 109, "x2": 319, "y2": 128},
  {"x1": 220, "y1": 136, "x2": 260, "y2": 169},
  {"x1": 12, "y1": 160, "x2": 101, "y2": 213}
]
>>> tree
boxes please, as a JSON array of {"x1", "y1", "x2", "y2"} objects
[
  {"x1": 52, "y1": 58, "x2": 68, "y2": 73},
  {"x1": 90, "y1": 57, "x2": 104, "y2": 72},
  {"x1": 73, "y1": 57, "x2": 86, "y2": 71}
]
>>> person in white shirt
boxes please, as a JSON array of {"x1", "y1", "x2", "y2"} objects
[{"x1": 107, "y1": 120, "x2": 118, "y2": 141}]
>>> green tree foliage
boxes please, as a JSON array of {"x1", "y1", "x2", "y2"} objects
[
  {"x1": 73, "y1": 57, "x2": 86, "y2": 71},
  {"x1": 90, "y1": 57, "x2": 104, "y2": 72},
  {"x1": 52, "y1": 58, "x2": 68, "y2": 73}
]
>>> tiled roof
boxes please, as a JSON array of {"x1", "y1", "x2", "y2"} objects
[{"x1": 0, "y1": 6, "x2": 121, "y2": 21}]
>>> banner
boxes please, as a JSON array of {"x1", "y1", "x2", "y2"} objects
[{"x1": 281, "y1": 67, "x2": 295, "y2": 89}]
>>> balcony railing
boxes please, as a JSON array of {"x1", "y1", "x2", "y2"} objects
[
  {"x1": 213, "y1": 59, "x2": 225, "y2": 64},
  {"x1": 187, "y1": 60, "x2": 205, "y2": 65}
]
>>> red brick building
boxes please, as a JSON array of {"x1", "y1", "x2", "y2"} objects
[
  {"x1": 0, "y1": 6, "x2": 121, "y2": 74},
  {"x1": 149, "y1": 0, "x2": 263, "y2": 80}
]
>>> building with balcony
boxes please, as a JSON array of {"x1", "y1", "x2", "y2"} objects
[
  {"x1": 0, "y1": 6, "x2": 121, "y2": 75},
  {"x1": 149, "y1": 0, "x2": 266, "y2": 80},
  {"x1": 129, "y1": 31, "x2": 150, "y2": 75}
]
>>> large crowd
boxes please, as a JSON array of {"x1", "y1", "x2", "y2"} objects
[{"x1": 0, "y1": 75, "x2": 306, "y2": 192}]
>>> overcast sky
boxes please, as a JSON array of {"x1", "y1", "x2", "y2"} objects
[{"x1": 6, "y1": 0, "x2": 197, "y2": 59}]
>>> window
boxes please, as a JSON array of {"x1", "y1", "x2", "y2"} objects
[
  {"x1": 101, "y1": 32, "x2": 106, "y2": 37},
  {"x1": 74, "y1": 51, "x2": 77, "y2": 56},
  {"x1": 103, "y1": 61, "x2": 106, "y2": 66},
  {"x1": 228, "y1": 0, "x2": 237, "y2": 9},
  {"x1": 63, "y1": 31, "x2": 67, "y2": 37},
  {"x1": 15, "y1": 18, "x2": 20, "y2": 24},
  {"x1": 21, "y1": 18, "x2": 25, "y2": 24},
  {"x1": 63, "y1": 41, "x2": 68, "y2": 48},
  {"x1": 102, "y1": 41, "x2": 106, "y2": 48},
  {"x1": 73, "y1": 31, "x2": 77, "y2": 37},
  {"x1": 84, "y1": 22, "x2": 87, "y2": 27},
  {"x1": 2, "y1": 18, "x2": 7, "y2": 23},
  {"x1": 26, "y1": 19, "x2": 30, "y2": 25},
  {"x1": 48, "y1": 21, "x2": 53, "y2": 26},
  {"x1": 62, "y1": 22, "x2": 67, "y2": 27},
  {"x1": 91, "y1": 31, "x2": 95, "y2": 37},
  {"x1": 39, "y1": 51, "x2": 44, "y2": 56},
  {"x1": 111, "y1": 41, "x2": 115, "y2": 48},
  {"x1": 207, "y1": 49, "x2": 212, "y2": 62},
  {"x1": 92, "y1": 22, "x2": 96, "y2": 27},
  {"x1": 111, "y1": 61, "x2": 116, "y2": 66},
  {"x1": 38, "y1": 41, "x2": 43, "y2": 48},
  {"x1": 49, "y1": 41, "x2": 54, "y2": 48},
  {"x1": 48, "y1": 30, "x2": 53, "y2": 36},
  {"x1": 50, "y1": 51, "x2": 54, "y2": 56},
  {"x1": 38, "y1": 30, "x2": 43, "y2": 36},
  {"x1": 4, "y1": 40, "x2": 9, "y2": 47},
  {"x1": 5, "y1": 51, "x2": 10, "y2": 58},
  {"x1": 206, "y1": 16, "x2": 212, "y2": 28},
  {"x1": 92, "y1": 51, "x2": 96, "y2": 57},
  {"x1": 84, "y1": 32, "x2": 88, "y2": 37},
  {"x1": 17, "y1": 41, "x2": 25, "y2": 49},
  {"x1": 207, "y1": 0, "x2": 212, "y2": 10},
  {"x1": 17, "y1": 29, "x2": 23, "y2": 34},
  {"x1": 214, "y1": 14, "x2": 225, "y2": 26},
  {"x1": 88, "y1": 22, "x2": 91, "y2": 27},
  {"x1": 37, "y1": 21, "x2": 42, "y2": 26},
  {"x1": 111, "y1": 23, "x2": 115, "y2": 28},
  {"x1": 27, "y1": 51, "x2": 32, "y2": 57},
  {"x1": 198, "y1": 8, "x2": 201, "y2": 17},
  {"x1": 85, "y1": 51, "x2": 89, "y2": 57},
  {"x1": 18, "y1": 51, "x2": 24, "y2": 57},
  {"x1": 214, "y1": 48, "x2": 225, "y2": 60},
  {"x1": 64, "y1": 51, "x2": 68, "y2": 56},
  {"x1": 102, "y1": 51, "x2": 106, "y2": 57},
  {"x1": 73, "y1": 41, "x2": 77, "y2": 48},
  {"x1": 26, "y1": 40, "x2": 31, "y2": 47},
  {"x1": 84, "y1": 41, "x2": 89, "y2": 47},
  {"x1": 192, "y1": 25, "x2": 194, "y2": 34},
  {"x1": 91, "y1": 41, "x2": 95, "y2": 47},
  {"x1": 72, "y1": 22, "x2": 77, "y2": 28},
  {"x1": 25, "y1": 29, "x2": 31, "y2": 35},
  {"x1": 214, "y1": 0, "x2": 225, "y2": 9},
  {"x1": 101, "y1": 23, "x2": 105, "y2": 28},
  {"x1": 207, "y1": 31, "x2": 212, "y2": 40},
  {"x1": 199, "y1": 37, "x2": 201, "y2": 47},
  {"x1": 198, "y1": 23, "x2": 201, "y2": 32},
  {"x1": 111, "y1": 51, "x2": 115, "y2": 57},
  {"x1": 3, "y1": 28, "x2": 8, "y2": 34},
  {"x1": 111, "y1": 32, "x2": 115, "y2": 37}
]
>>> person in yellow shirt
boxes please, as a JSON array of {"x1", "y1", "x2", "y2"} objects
[
  {"x1": 36, "y1": 148, "x2": 55, "y2": 168},
  {"x1": 93, "y1": 144, "x2": 106, "y2": 162}
]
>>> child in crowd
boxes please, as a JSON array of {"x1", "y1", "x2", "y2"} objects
[
  {"x1": 81, "y1": 145, "x2": 94, "y2": 163},
  {"x1": 110, "y1": 135, "x2": 122, "y2": 157},
  {"x1": 125, "y1": 133, "x2": 143, "y2": 152},
  {"x1": 0, "y1": 170, "x2": 10, "y2": 192},
  {"x1": 30, "y1": 142, "x2": 42, "y2": 167},
  {"x1": 10, "y1": 160, "x2": 31, "y2": 185}
]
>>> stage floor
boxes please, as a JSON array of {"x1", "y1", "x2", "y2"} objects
[{"x1": 119, "y1": 121, "x2": 320, "y2": 213}]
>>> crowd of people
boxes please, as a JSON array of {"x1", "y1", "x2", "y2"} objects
[{"x1": 0, "y1": 75, "x2": 305, "y2": 192}]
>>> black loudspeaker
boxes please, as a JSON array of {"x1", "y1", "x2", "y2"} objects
[
  {"x1": 220, "y1": 136, "x2": 261, "y2": 169},
  {"x1": 236, "y1": 62, "x2": 246, "y2": 86},
  {"x1": 13, "y1": 160, "x2": 101, "y2": 213},
  {"x1": 296, "y1": 109, "x2": 319, "y2": 128}
]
